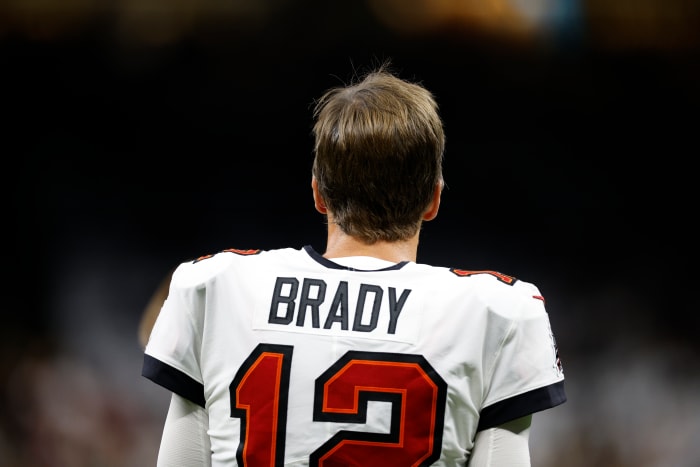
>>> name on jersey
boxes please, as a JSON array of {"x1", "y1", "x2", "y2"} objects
[{"x1": 269, "y1": 277, "x2": 411, "y2": 334}]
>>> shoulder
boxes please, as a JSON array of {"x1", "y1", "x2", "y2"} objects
[
  {"x1": 434, "y1": 265, "x2": 547, "y2": 320},
  {"x1": 449, "y1": 267, "x2": 541, "y2": 294},
  {"x1": 171, "y1": 246, "x2": 298, "y2": 288}
]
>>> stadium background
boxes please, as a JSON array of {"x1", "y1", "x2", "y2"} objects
[{"x1": 4, "y1": 1, "x2": 699, "y2": 465}]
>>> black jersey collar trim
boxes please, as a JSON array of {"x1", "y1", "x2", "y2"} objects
[{"x1": 303, "y1": 245, "x2": 409, "y2": 271}]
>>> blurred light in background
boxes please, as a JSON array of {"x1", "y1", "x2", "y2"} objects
[
  {"x1": 1, "y1": 0, "x2": 698, "y2": 51},
  {"x1": 368, "y1": 0, "x2": 584, "y2": 46}
]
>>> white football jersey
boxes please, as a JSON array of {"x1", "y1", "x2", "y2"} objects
[{"x1": 143, "y1": 245, "x2": 565, "y2": 466}]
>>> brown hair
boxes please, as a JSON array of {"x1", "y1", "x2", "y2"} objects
[{"x1": 312, "y1": 64, "x2": 445, "y2": 243}]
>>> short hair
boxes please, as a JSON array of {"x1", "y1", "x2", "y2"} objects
[{"x1": 312, "y1": 64, "x2": 445, "y2": 243}]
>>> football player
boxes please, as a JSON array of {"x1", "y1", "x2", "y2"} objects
[{"x1": 143, "y1": 63, "x2": 566, "y2": 466}]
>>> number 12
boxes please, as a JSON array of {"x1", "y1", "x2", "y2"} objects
[{"x1": 231, "y1": 344, "x2": 448, "y2": 466}]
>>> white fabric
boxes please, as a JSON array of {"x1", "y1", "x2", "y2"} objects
[
  {"x1": 468, "y1": 416, "x2": 532, "y2": 467},
  {"x1": 145, "y1": 246, "x2": 565, "y2": 465},
  {"x1": 328, "y1": 255, "x2": 396, "y2": 269},
  {"x1": 157, "y1": 393, "x2": 211, "y2": 467}
]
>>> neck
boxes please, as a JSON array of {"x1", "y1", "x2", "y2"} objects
[{"x1": 322, "y1": 221, "x2": 420, "y2": 263}]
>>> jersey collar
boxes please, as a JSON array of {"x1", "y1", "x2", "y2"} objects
[{"x1": 303, "y1": 245, "x2": 409, "y2": 271}]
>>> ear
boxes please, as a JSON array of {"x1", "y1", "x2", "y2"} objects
[
  {"x1": 422, "y1": 180, "x2": 443, "y2": 221},
  {"x1": 311, "y1": 177, "x2": 327, "y2": 214}
]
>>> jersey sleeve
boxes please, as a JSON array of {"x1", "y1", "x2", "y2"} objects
[
  {"x1": 142, "y1": 261, "x2": 208, "y2": 408},
  {"x1": 477, "y1": 281, "x2": 566, "y2": 431}
]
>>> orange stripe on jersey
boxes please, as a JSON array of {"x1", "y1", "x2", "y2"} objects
[
  {"x1": 193, "y1": 253, "x2": 214, "y2": 263},
  {"x1": 193, "y1": 248, "x2": 261, "y2": 263},
  {"x1": 222, "y1": 248, "x2": 261, "y2": 256},
  {"x1": 449, "y1": 269, "x2": 516, "y2": 285}
]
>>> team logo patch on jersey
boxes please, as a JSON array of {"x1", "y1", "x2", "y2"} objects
[{"x1": 449, "y1": 269, "x2": 517, "y2": 285}]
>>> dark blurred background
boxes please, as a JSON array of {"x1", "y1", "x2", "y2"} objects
[{"x1": 3, "y1": 0, "x2": 699, "y2": 465}]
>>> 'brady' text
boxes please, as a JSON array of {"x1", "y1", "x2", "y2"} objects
[{"x1": 269, "y1": 277, "x2": 411, "y2": 334}]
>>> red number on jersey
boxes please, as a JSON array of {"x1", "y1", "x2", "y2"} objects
[
  {"x1": 230, "y1": 345, "x2": 447, "y2": 467},
  {"x1": 312, "y1": 351, "x2": 447, "y2": 466},
  {"x1": 230, "y1": 344, "x2": 293, "y2": 466}
]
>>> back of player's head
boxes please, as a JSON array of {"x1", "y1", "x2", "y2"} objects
[{"x1": 312, "y1": 63, "x2": 445, "y2": 243}]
